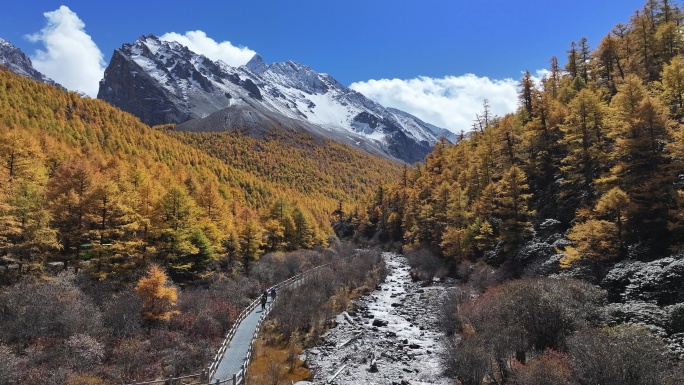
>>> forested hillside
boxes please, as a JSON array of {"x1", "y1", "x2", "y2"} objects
[
  {"x1": 346, "y1": 1, "x2": 684, "y2": 383},
  {"x1": 0, "y1": 64, "x2": 399, "y2": 383},
  {"x1": 352, "y1": 0, "x2": 684, "y2": 275},
  {"x1": 169, "y1": 129, "x2": 394, "y2": 205},
  {"x1": 0, "y1": 67, "x2": 400, "y2": 282}
]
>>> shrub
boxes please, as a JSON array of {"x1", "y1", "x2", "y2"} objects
[
  {"x1": 405, "y1": 248, "x2": 447, "y2": 281},
  {"x1": 0, "y1": 275, "x2": 103, "y2": 343},
  {"x1": 669, "y1": 303, "x2": 684, "y2": 333},
  {"x1": 102, "y1": 290, "x2": 143, "y2": 338},
  {"x1": 65, "y1": 334, "x2": 104, "y2": 372},
  {"x1": 449, "y1": 277, "x2": 605, "y2": 382},
  {"x1": 603, "y1": 301, "x2": 669, "y2": 331},
  {"x1": 568, "y1": 324, "x2": 668, "y2": 385},
  {"x1": 603, "y1": 257, "x2": 684, "y2": 305},
  {"x1": 510, "y1": 350, "x2": 573, "y2": 385},
  {"x1": 0, "y1": 345, "x2": 19, "y2": 385},
  {"x1": 442, "y1": 335, "x2": 492, "y2": 385}
]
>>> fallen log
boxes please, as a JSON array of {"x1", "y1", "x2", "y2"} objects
[{"x1": 326, "y1": 363, "x2": 347, "y2": 383}]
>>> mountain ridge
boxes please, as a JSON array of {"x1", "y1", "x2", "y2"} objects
[
  {"x1": 0, "y1": 38, "x2": 60, "y2": 88},
  {"x1": 97, "y1": 35, "x2": 444, "y2": 163}
]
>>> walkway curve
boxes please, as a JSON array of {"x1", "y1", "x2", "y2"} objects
[
  {"x1": 209, "y1": 293, "x2": 272, "y2": 383},
  {"x1": 124, "y1": 263, "x2": 329, "y2": 385},
  {"x1": 207, "y1": 266, "x2": 317, "y2": 384}
]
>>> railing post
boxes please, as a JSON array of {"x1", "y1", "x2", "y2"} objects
[{"x1": 233, "y1": 373, "x2": 237, "y2": 385}]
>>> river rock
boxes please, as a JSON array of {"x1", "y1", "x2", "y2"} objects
[
  {"x1": 302, "y1": 253, "x2": 451, "y2": 384},
  {"x1": 372, "y1": 319, "x2": 389, "y2": 327}
]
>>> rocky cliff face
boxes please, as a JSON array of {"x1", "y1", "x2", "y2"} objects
[
  {"x1": 98, "y1": 35, "x2": 444, "y2": 163},
  {"x1": 99, "y1": 48, "x2": 188, "y2": 124},
  {"x1": 0, "y1": 38, "x2": 60, "y2": 87}
]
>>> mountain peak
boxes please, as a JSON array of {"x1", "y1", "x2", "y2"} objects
[
  {"x1": 245, "y1": 54, "x2": 268, "y2": 74},
  {"x1": 98, "y1": 37, "x2": 444, "y2": 163},
  {"x1": 0, "y1": 37, "x2": 60, "y2": 87},
  {"x1": 139, "y1": 34, "x2": 161, "y2": 44}
]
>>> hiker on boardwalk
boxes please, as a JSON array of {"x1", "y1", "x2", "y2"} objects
[
  {"x1": 269, "y1": 287, "x2": 276, "y2": 301},
  {"x1": 260, "y1": 292, "x2": 267, "y2": 310}
]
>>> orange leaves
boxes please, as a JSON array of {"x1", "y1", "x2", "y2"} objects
[
  {"x1": 135, "y1": 265, "x2": 179, "y2": 323},
  {"x1": 510, "y1": 349, "x2": 573, "y2": 385}
]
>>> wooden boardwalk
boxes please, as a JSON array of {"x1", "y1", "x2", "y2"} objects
[
  {"x1": 124, "y1": 263, "x2": 334, "y2": 384},
  {"x1": 210, "y1": 297, "x2": 273, "y2": 383}
]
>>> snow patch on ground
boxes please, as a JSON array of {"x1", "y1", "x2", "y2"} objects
[{"x1": 303, "y1": 253, "x2": 451, "y2": 385}]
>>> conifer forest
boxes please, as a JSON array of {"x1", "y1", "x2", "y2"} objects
[{"x1": 2, "y1": 1, "x2": 684, "y2": 384}]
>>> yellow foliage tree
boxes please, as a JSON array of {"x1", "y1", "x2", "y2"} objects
[
  {"x1": 560, "y1": 219, "x2": 618, "y2": 269},
  {"x1": 135, "y1": 265, "x2": 179, "y2": 323},
  {"x1": 440, "y1": 226, "x2": 468, "y2": 262},
  {"x1": 594, "y1": 187, "x2": 631, "y2": 252},
  {"x1": 561, "y1": 187, "x2": 631, "y2": 268}
]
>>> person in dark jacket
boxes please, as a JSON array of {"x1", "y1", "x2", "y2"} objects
[{"x1": 260, "y1": 292, "x2": 267, "y2": 310}]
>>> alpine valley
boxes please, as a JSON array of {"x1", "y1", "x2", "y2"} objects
[
  {"x1": 0, "y1": 35, "x2": 410, "y2": 276},
  {"x1": 4, "y1": 1, "x2": 684, "y2": 384}
]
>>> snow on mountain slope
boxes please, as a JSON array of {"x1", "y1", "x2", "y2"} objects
[
  {"x1": 98, "y1": 35, "x2": 446, "y2": 163},
  {"x1": 388, "y1": 107, "x2": 458, "y2": 143},
  {"x1": 0, "y1": 38, "x2": 60, "y2": 87}
]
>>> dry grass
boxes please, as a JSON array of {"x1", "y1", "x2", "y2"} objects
[{"x1": 246, "y1": 340, "x2": 311, "y2": 385}]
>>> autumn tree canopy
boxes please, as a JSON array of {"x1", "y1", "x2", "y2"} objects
[
  {"x1": 346, "y1": 0, "x2": 684, "y2": 275},
  {"x1": 135, "y1": 265, "x2": 179, "y2": 323}
]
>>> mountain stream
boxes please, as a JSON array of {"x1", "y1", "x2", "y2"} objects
[{"x1": 299, "y1": 252, "x2": 452, "y2": 385}]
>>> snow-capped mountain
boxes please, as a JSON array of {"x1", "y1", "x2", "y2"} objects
[
  {"x1": 98, "y1": 35, "x2": 445, "y2": 163},
  {"x1": 0, "y1": 38, "x2": 60, "y2": 87},
  {"x1": 387, "y1": 107, "x2": 458, "y2": 144}
]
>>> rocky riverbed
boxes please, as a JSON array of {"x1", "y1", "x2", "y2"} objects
[{"x1": 300, "y1": 253, "x2": 452, "y2": 385}]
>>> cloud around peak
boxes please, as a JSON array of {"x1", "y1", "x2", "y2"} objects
[
  {"x1": 350, "y1": 74, "x2": 519, "y2": 134},
  {"x1": 159, "y1": 30, "x2": 256, "y2": 67},
  {"x1": 23, "y1": 6, "x2": 523, "y2": 132},
  {"x1": 24, "y1": 7, "x2": 257, "y2": 98},
  {"x1": 26, "y1": 5, "x2": 106, "y2": 97}
]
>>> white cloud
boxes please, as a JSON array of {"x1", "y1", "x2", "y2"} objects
[
  {"x1": 26, "y1": 6, "x2": 105, "y2": 97},
  {"x1": 350, "y1": 74, "x2": 519, "y2": 133},
  {"x1": 159, "y1": 30, "x2": 256, "y2": 67}
]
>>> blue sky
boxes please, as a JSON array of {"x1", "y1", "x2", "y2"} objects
[{"x1": 0, "y1": 0, "x2": 645, "y2": 133}]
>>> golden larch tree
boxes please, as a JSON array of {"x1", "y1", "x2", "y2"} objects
[{"x1": 135, "y1": 265, "x2": 179, "y2": 324}]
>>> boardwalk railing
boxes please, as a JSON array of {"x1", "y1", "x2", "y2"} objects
[
  {"x1": 124, "y1": 372, "x2": 206, "y2": 385},
  {"x1": 206, "y1": 295, "x2": 262, "y2": 381},
  {"x1": 125, "y1": 263, "x2": 326, "y2": 385},
  {"x1": 208, "y1": 265, "x2": 323, "y2": 384}
]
